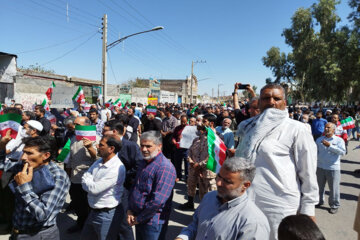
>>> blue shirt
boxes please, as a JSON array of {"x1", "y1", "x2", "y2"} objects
[
  {"x1": 215, "y1": 126, "x2": 235, "y2": 149},
  {"x1": 177, "y1": 191, "x2": 270, "y2": 240},
  {"x1": 311, "y1": 118, "x2": 328, "y2": 136},
  {"x1": 128, "y1": 152, "x2": 176, "y2": 225},
  {"x1": 316, "y1": 135, "x2": 346, "y2": 170}
]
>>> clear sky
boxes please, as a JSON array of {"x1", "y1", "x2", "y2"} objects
[{"x1": 0, "y1": 0, "x2": 353, "y2": 96}]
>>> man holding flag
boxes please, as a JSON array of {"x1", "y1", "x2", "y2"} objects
[
  {"x1": 179, "y1": 124, "x2": 218, "y2": 211},
  {"x1": 65, "y1": 116, "x2": 99, "y2": 233}
]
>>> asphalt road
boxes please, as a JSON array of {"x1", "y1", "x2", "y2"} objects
[{"x1": 1, "y1": 140, "x2": 359, "y2": 240}]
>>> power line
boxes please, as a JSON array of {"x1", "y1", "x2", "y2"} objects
[
  {"x1": 41, "y1": 31, "x2": 99, "y2": 66},
  {"x1": 3, "y1": 5, "x2": 93, "y2": 34},
  {"x1": 107, "y1": 51, "x2": 118, "y2": 83},
  {"x1": 16, "y1": 31, "x2": 98, "y2": 54},
  {"x1": 28, "y1": 0, "x2": 100, "y2": 28}
]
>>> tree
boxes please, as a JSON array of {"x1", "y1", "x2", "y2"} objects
[
  {"x1": 18, "y1": 63, "x2": 55, "y2": 74},
  {"x1": 263, "y1": 0, "x2": 360, "y2": 103}
]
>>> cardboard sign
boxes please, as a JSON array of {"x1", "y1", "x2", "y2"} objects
[
  {"x1": 179, "y1": 126, "x2": 198, "y2": 149},
  {"x1": 51, "y1": 85, "x2": 76, "y2": 108},
  {"x1": 148, "y1": 97, "x2": 158, "y2": 106}
]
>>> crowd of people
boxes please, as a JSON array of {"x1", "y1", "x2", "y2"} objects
[{"x1": 0, "y1": 83, "x2": 359, "y2": 240}]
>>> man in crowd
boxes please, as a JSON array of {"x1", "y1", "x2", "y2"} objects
[
  {"x1": 6, "y1": 136, "x2": 70, "y2": 240},
  {"x1": 66, "y1": 116, "x2": 99, "y2": 233},
  {"x1": 331, "y1": 113, "x2": 348, "y2": 146},
  {"x1": 215, "y1": 118, "x2": 235, "y2": 151},
  {"x1": 127, "y1": 108, "x2": 140, "y2": 142},
  {"x1": 176, "y1": 157, "x2": 270, "y2": 240},
  {"x1": 81, "y1": 135, "x2": 125, "y2": 239},
  {"x1": 312, "y1": 111, "x2": 328, "y2": 140},
  {"x1": 172, "y1": 115, "x2": 189, "y2": 181},
  {"x1": 233, "y1": 82, "x2": 257, "y2": 124},
  {"x1": 127, "y1": 131, "x2": 176, "y2": 240},
  {"x1": 236, "y1": 84, "x2": 318, "y2": 240},
  {"x1": 143, "y1": 109, "x2": 162, "y2": 132},
  {"x1": 161, "y1": 108, "x2": 178, "y2": 161},
  {"x1": 34, "y1": 105, "x2": 51, "y2": 135},
  {"x1": 102, "y1": 120, "x2": 142, "y2": 239},
  {"x1": 179, "y1": 124, "x2": 217, "y2": 211},
  {"x1": 316, "y1": 122, "x2": 346, "y2": 214},
  {"x1": 89, "y1": 108, "x2": 104, "y2": 137}
]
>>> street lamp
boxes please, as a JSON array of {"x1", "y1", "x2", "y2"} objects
[{"x1": 101, "y1": 14, "x2": 163, "y2": 104}]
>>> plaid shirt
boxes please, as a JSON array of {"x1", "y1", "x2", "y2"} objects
[
  {"x1": 129, "y1": 152, "x2": 176, "y2": 225},
  {"x1": 12, "y1": 161, "x2": 70, "y2": 230}
]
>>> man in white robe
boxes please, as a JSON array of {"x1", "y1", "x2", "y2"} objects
[{"x1": 235, "y1": 84, "x2": 318, "y2": 240}]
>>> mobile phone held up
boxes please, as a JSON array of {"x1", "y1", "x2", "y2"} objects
[{"x1": 237, "y1": 84, "x2": 250, "y2": 90}]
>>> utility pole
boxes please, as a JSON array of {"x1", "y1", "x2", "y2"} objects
[
  {"x1": 212, "y1": 88, "x2": 214, "y2": 103},
  {"x1": 190, "y1": 60, "x2": 206, "y2": 104},
  {"x1": 101, "y1": 14, "x2": 107, "y2": 105},
  {"x1": 217, "y1": 84, "x2": 223, "y2": 103}
]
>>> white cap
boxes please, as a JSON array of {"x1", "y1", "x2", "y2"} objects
[{"x1": 27, "y1": 120, "x2": 43, "y2": 132}]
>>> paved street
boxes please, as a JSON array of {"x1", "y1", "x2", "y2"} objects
[{"x1": 0, "y1": 140, "x2": 359, "y2": 240}]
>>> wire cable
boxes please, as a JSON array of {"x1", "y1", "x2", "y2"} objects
[
  {"x1": 107, "y1": 51, "x2": 118, "y2": 83},
  {"x1": 16, "y1": 31, "x2": 98, "y2": 54},
  {"x1": 41, "y1": 31, "x2": 99, "y2": 66}
]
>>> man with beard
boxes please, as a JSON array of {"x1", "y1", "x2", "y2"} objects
[
  {"x1": 235, "y1": 84, "x2": 318, "y2": 240},
  {"x1": 34, "y1": 105, "x2": 51, "y2": 136},
  {"x1": 127, "y1": 131, "x2": 176, "y2": 240},
  {"x1": 89, "y1": 109, "x2": 104, "y2": 137},
  {"x1": 176, "y1": 157, "x2": 270, "y2": 240}
]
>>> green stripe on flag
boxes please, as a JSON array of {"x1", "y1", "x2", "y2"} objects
[
  {"x1": 114, "y1": 98, "x2": 120, "y2": 104},
  {"x1": 340, "y1": 117, "x2": 352, "y2": 124},
  {"x1": 0, "y1": 113, "x2": 22, "y2": 123},
  {"x1": 206, "y1": 127, "x2": 217, "y2": 172},
  {"x1": 72, "y1": 86, "x2": 82, "y2": 100},
  {"x1": 56, "y1": 138, "x2": 71, "y2": 162},
  {"x1": 190, "y1": 106, "x2": 198, "y2": 114},
  {"x1": 75, "y1": 125, "x2": 96, "y2": 131},
  {"x1": 41, "y1": 99, "x2": 47, "y2": 107}
]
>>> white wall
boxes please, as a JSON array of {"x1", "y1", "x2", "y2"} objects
[{"x1": 0, "y1": 55, "x2": 16, "y2": 83}]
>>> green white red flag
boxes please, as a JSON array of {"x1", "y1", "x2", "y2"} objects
[
  {"x1": 45, "y1": 81, "x2": 56, "y2": 100},
  {"x1": 340, "y1": 117, "x2": 355, "y2": 130},
  {"x1": 0, "y1": 104, "x2": 3, "y2": 115},
  {"x1": 47, "y1": 113, "x2": 57, "y2": 125},
  {"x1": 75, "y1": 125, "x2": 96, "y2": 141},
  {"x1": 0, "y1": 113, "x2": 22, "y2": 139},
  {"x1": 206, "y1": 127, "x2": 227, "y2": 173},
  {"x1": 105, "y1": 99, "x2": 113, "y2": 108},
  {"x1": 41, "y1": 98, "x2": 50, "y2": 111},
  {"x1": 111, "y1": 98, "x2": 121, "y2": 110},
  {"x1": 72, "y1": 86, "x2": 85, "y2": 104},
  {"x1": 146, "y1": 105, "x2": 157, "y2": 115},
  {"x1": 56, "y1": 138, "x2": 71, "y2": 162}
]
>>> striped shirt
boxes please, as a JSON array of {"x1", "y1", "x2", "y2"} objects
[
  {"x1": 12, "y1": 161, "x2": 70, "y2": 230},
  {"x1": 128, "y1": 152, "x2": 176, "y2": 225}
]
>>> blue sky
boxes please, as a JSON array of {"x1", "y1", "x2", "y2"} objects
[{"x1": 0, "y1": 0, "x2": 353, "y2": 96}]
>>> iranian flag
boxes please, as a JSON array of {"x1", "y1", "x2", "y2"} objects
[
  {"x1": 72, "y1": 86, "x2": 85, "y2": 104},
  {"x1": 75, "y1": 125, "x2": 96, "y2": 141},
  {"x1": 47, "y1": 113, "x2": 57, "y2": 125},
  {"x1": 0, "y1": 113, "x2": 22, "y2": 139},
  {"x1": 105, "y1": 99, "x2": 112, "y2": 108},
  {"x1": 206, "y1": 127, "x2": 227, "y2": 173},
  {"x1": 41, "y1": 98, "x2": 50, "y2": 111},
  {"x1": 56, "y1": 138, "x2": 71, "y2": 162},
  {"x1": 111, "y1": 98, "x2": 121, "y2": 110},
  {"x1": 146, "y1": 105, "x2": 157, "y2": 115},
  {"x1": 45, "y1": 81, "x2": 56, "y2": 100},
  {"x1": 341, "y1": 117, "x2": 355, "y2": 130}
]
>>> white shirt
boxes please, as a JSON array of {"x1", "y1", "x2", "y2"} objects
[
  {"x1": 82, "y1": 154, "x2": 125, "y2": 209},
  {"x1": 100, "y1": 108, "x2": 111, "y2": 122},
  {"x1": 247, "y1": 118, "x2": 318, "y2": 240}
]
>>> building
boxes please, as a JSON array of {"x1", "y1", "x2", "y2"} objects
[{"x1": 0, "y1": 52, "x2": 17, "y2": 102}]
